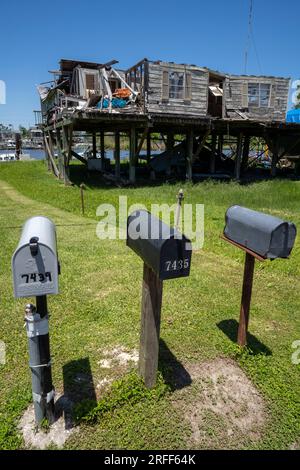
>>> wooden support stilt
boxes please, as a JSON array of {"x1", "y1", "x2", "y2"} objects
[
  {"x1": 237, "y1": 253, "x2": 255, "y2": 347},
  {"x1": 139, "y1": 263, "x2": 163, "y2": 388},
  {"x1": 218, "y1": 134, "x2": 224, "y2": 159},
  {"x1": 62, "y1": 126, "x2": 72, "y2": 185},
  {"x1": 210, "y1": 132, "x2": 217, "y2": 174},
  {"x1": 44, "y1": 133, "x2": 51, "y2": 171},
  {"x1": 92, "y1": 133, "x2": 97, "y2": 159},
  {"x1": 114, "y1": 131, "x2": 120, "y2": 179},
  {"x1": 46, "y1": 131, "x2": 60, "y2": 178},
  {"x1": 241, "y1": 135, "x2": 250, "y2": 173},
  {"x1": 166, "y1": 132, "x2": 174, "y2": 176},
  {"x1": 135, "y1": 126, "x2": 149, "y2": 163},
  {"x1": 56, "y1": 129, "x2": 64, "y2": 180},
  {"x1": 129, "y1": 127, "x2": 136, "y2": 183},
  {"x1": 271, "y1": 134, "x2": 279, "y2": 177},
  {"x1": 146, "y1": 131, "x2": 151, "y2": 165},
  {"x1": 235, "y1": 132, "x2": 243, "y2": 180},
  {"x1": 186, "y1": 129, "x2": 194, "y2": 181},
  {"x1": 192, "y1": 128, "x2": 210, "y2": 163},
  {"x1": 100, "y1": 131, "x2": 105, "y2": 169}
]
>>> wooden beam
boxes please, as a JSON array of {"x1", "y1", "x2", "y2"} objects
[
  {"x1": 92, "y1": 132, "x2": 97, "y2": 159},
  {"x1": 44, "y1": 132, "x2": 60, "y2": 178},
  {"x1": 56, "y1": 129, "x2": 64, "y2": 180},
  {"x1": 193, "y1": 128, "x2": 210, "y2": 162},
  {"x1": 241, "y1": 135, "x2": 250, "y2": 172},
  {"x1": 237, "y1": 253, "x2": 255, "y2": 347},
  {"x1": 129, "y1": 127, "x2": 136, "y2": 184},
  {"x1": 146, "y1": 131, "x2": 151, "y2": 165},
  {"x1": 62, "y1": 126, "x2": 72, "y2": 185},
  {"x1": 139, "y1": 263, "x2": 163, "y2": 388},
  {"x1": 186, "y1": 129, "x2": 194, "y2": 181},
  {"x1": 114, "y1": 131, "x2": 120, "y2": 179},
  {"x1": 210, "y1": 132, "x2": 217, "y2": 174},
  {"x1": 100, "y1": 131, "x2": 105, "y2": 165},
  {"x1": 135, "y1": 126, "x2": 149, "y2": 162},
  {"x1": 235, "y1": 132, "x2": 243, "y2": 180},
  {"x1": 71, "y1": 150, "x2": 87, "y2": 165},
  {"x1": 44, "y1": 133, "x2": 51, "y2": 172},
  {"x1": 271, "y1": 134, "x2": 279, "y2": 177}
]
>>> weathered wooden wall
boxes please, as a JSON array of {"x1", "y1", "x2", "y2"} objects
[
  {"x1": 146, "y1": 62, "x2": 209, "y2": 116},
  {"x1": 225, "y1": 75, "x2": 290, "y2": 121}
]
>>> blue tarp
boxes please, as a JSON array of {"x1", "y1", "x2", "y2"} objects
[
  {"x1": 98, "y1": 98, "x2": 127, "y2": 109},
  {"x1": 286, "y1": 109, "x2": 300, "y2": 123}
]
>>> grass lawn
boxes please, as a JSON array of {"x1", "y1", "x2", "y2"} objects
[{"x1": 0, "y1": 160, "x2": 299, "y2": 450}]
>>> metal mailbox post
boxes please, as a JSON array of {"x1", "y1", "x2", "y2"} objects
[
  {"x1": 127, "y1": 210, "x2": 192, "y2": 388},
  {"x1": 12, "y1": 216, "x2": 60, "y2": 426},
  {"x1": 222, "y1": 205, "x2": 296, "y2": 346}
]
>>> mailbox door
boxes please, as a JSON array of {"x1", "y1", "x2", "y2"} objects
[
  {"x1": 159, "y1": 238, "x2": 192, "y2": 280},
  {"x1": 12, "y1": 243, "x2": 59, "y2": 298}
]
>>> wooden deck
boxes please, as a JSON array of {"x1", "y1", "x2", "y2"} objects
[{"x1": 41, "y1": 110, "x2": 300, "y2": 185}]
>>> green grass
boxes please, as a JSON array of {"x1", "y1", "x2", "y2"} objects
[{"x1": 0, "y1": 160, "x2": 299, "y2": 449}]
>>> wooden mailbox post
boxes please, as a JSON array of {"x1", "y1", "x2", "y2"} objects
[
  {"x1": 222, "y1": 205, "x2": 296, "y2": 347},
  {"x1": 127, "y1": 209, "x2": 192, "y2": 388}
]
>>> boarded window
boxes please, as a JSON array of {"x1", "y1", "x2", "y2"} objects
[
  {"x1": 248, "y1": 83, "x2": 271, "y2": 107},
  {"x1": 169, "y1": 71, "x2": 184, "y2": 99},
  {"x1": 86, "y1": 73, "x2": 96, "y2": 91}
]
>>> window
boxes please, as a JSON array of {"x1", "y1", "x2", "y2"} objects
[
  {"x1": 169, "y1": 71, "x2": 184, "y2": 99},
  {"x1": 260, "y1": 84, "x2": 271, "y2": 107},
  {"x1": 85, "y1": 74, "x2": 96, "y2": 91},
  {"x1": 248, "y1": 83, "x2": 271, "y2": 107}
]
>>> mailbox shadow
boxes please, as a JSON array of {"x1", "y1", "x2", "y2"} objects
[
  {"x1": 217, "y1": 319, "x2": 272, "y2": 356},
  {"x1": 158, "y1": 339, "x2": 192, "y2": 390},
  {"x1": 55, "y1": 357, "x2": 97, "y2": 429}
]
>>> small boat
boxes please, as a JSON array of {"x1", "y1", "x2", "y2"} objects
[{"x1": 0, "y1": 153, "x2": 17, "y2": 162}]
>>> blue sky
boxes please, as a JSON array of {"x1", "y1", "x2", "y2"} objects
[{"x1": 0, "y1": 0, "x2": 299, "y2": 128}]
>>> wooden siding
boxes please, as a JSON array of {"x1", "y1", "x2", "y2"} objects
[
  {"x1": 225, "y1": 75, "x2": 290, "y2": 121},
  {"x1": 146, "y1": 62, "x2": 209, "y2": 116}
]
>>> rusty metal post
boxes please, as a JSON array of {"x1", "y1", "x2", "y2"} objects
[{"x1": 237, "y1": 252, "x2": 255, "y2": 346}]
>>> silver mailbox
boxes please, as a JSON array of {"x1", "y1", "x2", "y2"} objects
[
  {"x1": 12, "y1": 216, "x2": 59, "y2": 298},
  {"x1": 224, "y1": 205, "x2": 297, "y2": 259}
]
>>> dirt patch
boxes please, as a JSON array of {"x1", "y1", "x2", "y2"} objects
[
  {"x1": 95, "y1": 346, "x2": 139, "y2": 390},
  {"x1": 19, "y1": 395, "x2": 78, "y2": 449},
  {"x1": 98, "y1": 346, "x2": 139, "y2": 369},
  {"x1": 175, "y1": 357, "x2": 266, "y2": 449},
  {"x1": 290, "y1": 440, "x2": 300, "y2": 450}
]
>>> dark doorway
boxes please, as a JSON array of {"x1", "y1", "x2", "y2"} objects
[{"x1": 207, "y1": 72, "x2": 224, "y2": 118}]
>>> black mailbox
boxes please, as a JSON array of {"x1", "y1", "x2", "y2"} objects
[
  {"x1": 224, "y1": 205, "x2": 297, "y2": 259},
  {"x1": 127, "y1": 210, "x2": 192, "y2": 280}
]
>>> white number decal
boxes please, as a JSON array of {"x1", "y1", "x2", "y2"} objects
[{"x1": 164, "y1": 258, "x2": 189, "y2": 272}]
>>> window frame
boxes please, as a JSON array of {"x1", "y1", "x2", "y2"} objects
[
  {"x1": 168, "y1": 70, "x2": 185, "y2": 100},
  {"x1": 248, "y1": 82, "x2": 271, "y2": 108}
]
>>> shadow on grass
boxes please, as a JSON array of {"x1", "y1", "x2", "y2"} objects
[
  {"x1": 158, "y1": 339, "x2": 192, "y2": 391},
  {"x1": 217, "y1": 319, "x2": 272, "y2": 356},
  {"x1": 69, "y1": 161, "x2": 298, "y2": 191},
  {"x1": 55, "y1": 357, "x2": 97, "y2": 429}
]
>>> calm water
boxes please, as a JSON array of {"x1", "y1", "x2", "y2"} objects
[
  {"x1": 0, "y1": 149, "x2": 46, "y2": 160},
  {"x1": 0, "y1": 149, "x2": 148, "y2": 161}
]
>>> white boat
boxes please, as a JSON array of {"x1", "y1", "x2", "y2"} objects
[
  {"x1": 0, "y1": 152, "x2": 32, "y2": 162},
  {"x1": 0, "y1": 153, "x2": 17, "y2": 162}
]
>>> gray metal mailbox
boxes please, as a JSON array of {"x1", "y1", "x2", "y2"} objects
[
  {"x1": 224, "y1": 205, "x2": 296, "y2": 259},
  {"x1": 127, "y1": 210, "x2": 192, "y2": 280},
  {"x1": 12, "y1": 216, "x2": 60, "y2": 298}
]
